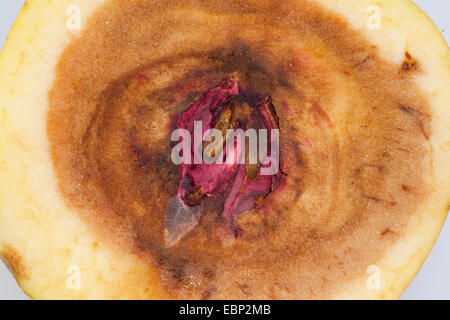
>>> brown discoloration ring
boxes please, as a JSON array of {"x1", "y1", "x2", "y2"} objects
[
  {"x1": 47, "y1": 0, "x2": 432, "y2": 299},
  {"x1": 1, "y1": 245, "x2": 28, "y2": 280}
]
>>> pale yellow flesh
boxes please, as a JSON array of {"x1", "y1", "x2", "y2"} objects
[{"x1": 0, "y1": 0, "x2": 448, "y2": 299}]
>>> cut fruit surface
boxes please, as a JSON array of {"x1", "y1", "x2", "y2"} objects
[{"x1": 0, "y1": 0, "x2": 449, "y2": 300}]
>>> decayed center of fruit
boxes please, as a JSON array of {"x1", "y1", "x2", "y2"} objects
[{"x1": 165, "y1": 76, "x2": 283, "y2": 246}]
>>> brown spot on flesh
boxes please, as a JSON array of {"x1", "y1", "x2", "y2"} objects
[
  {"x1": 402, "y1": 52, "x2": 418, "y2": 71},
  {"x1": 381, "y1": 228, "x2": 395, "y2": 236},
  {"x1": 402, "y1": 185, "x2": 410, "y2": 191}
]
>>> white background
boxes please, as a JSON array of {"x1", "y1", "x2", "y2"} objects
[{"x1": 0, "y1": 0, "x2": 448, "y2": 300}]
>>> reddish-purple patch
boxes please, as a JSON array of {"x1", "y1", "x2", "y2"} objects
[{"x1": 165, "y1": 77, "x2": 283, "y2": 244}]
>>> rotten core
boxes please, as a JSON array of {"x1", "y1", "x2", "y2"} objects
[{"x1": 165, "y1": 76, "x2": 284, "y2": 246}]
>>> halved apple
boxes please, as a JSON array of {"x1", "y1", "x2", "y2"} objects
[{"x1": 0, "y1": 0, "x2": 449, "y2": 299}]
